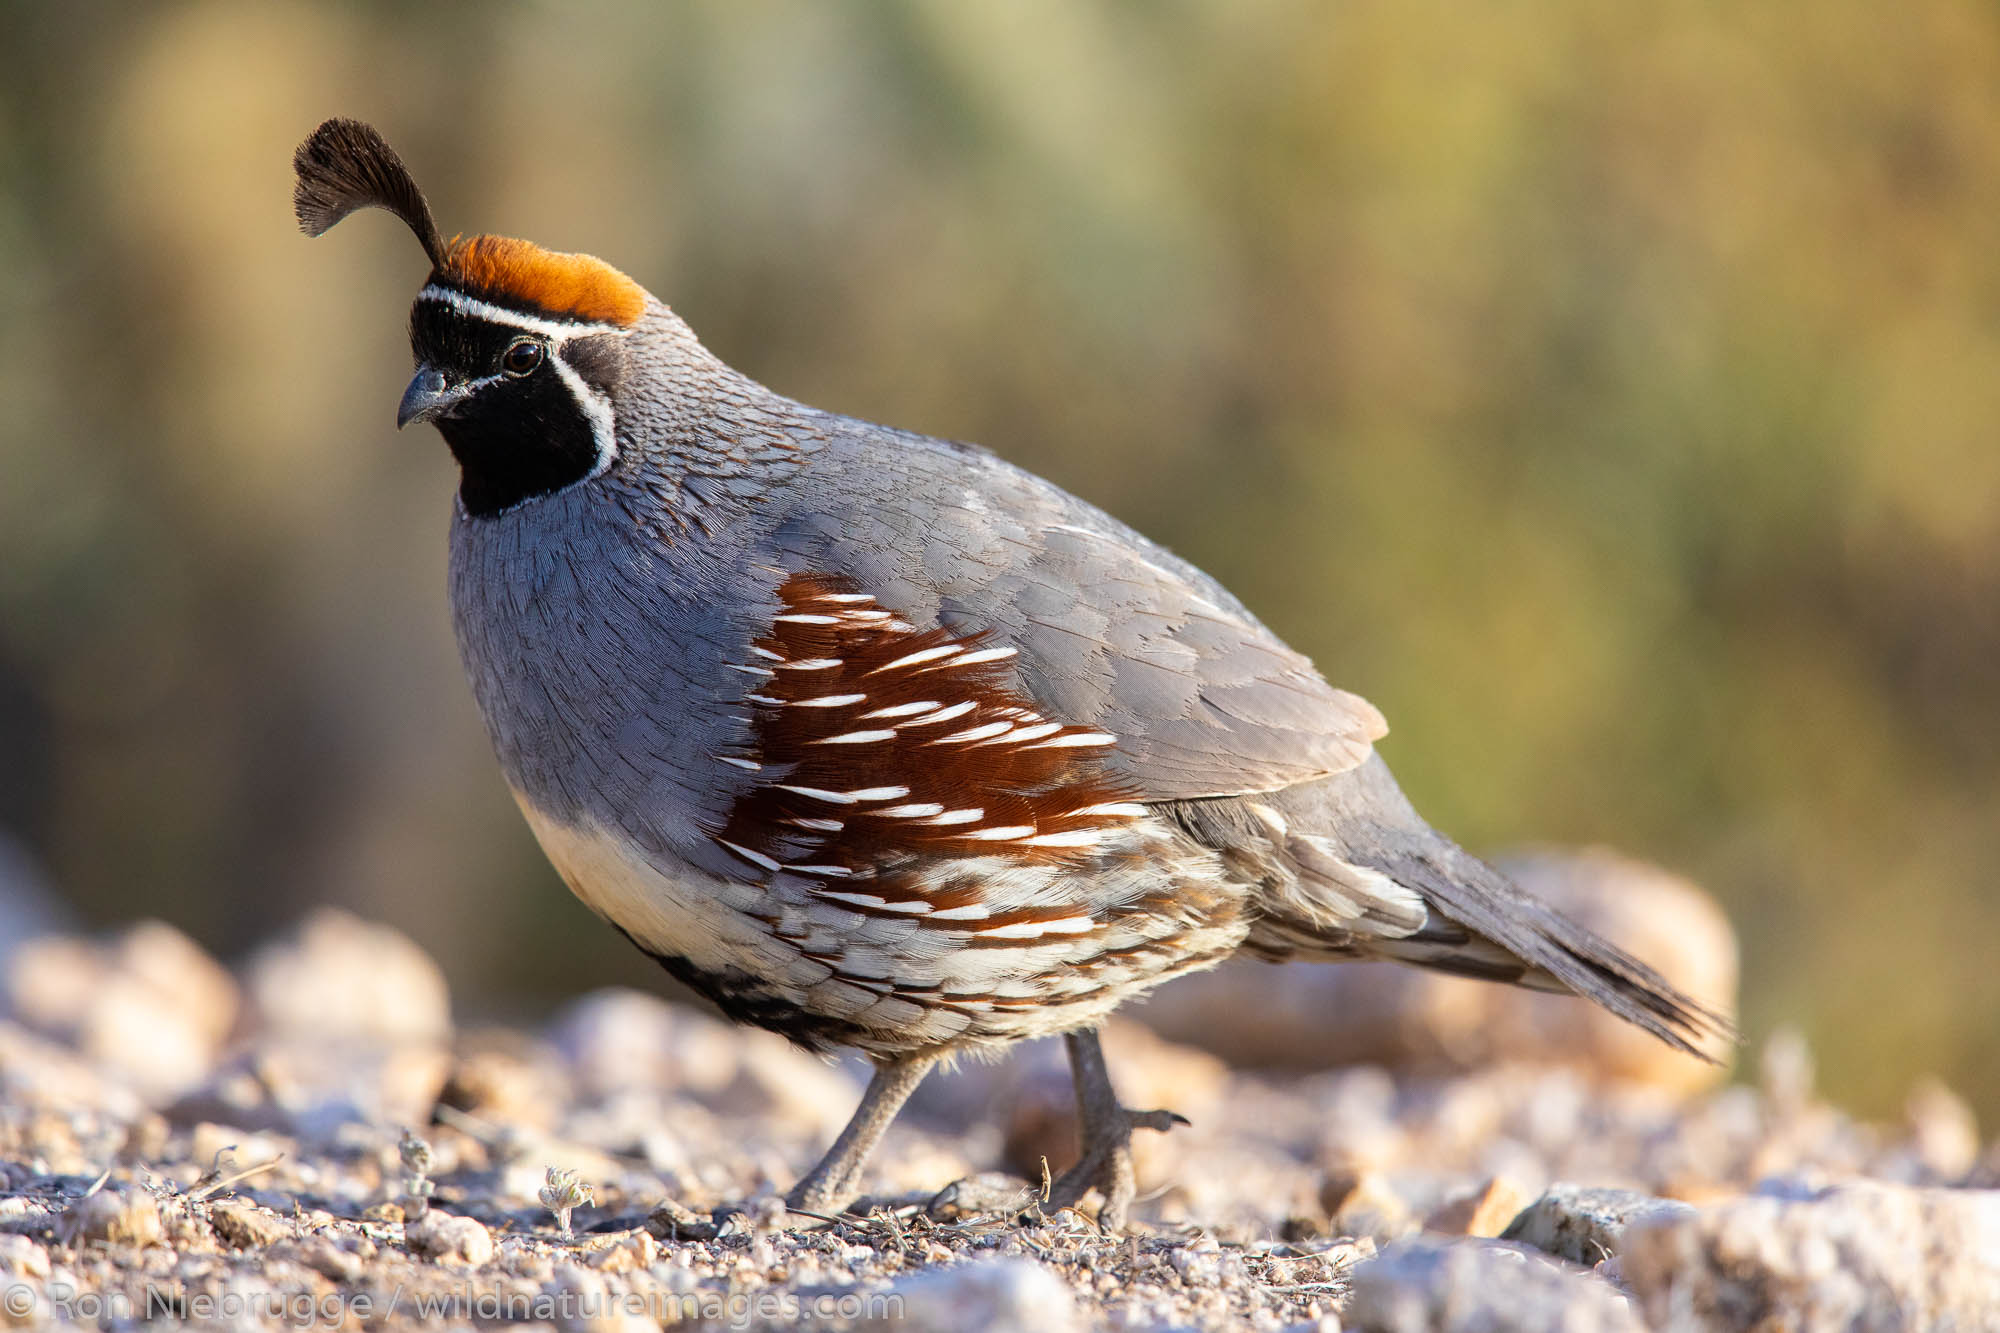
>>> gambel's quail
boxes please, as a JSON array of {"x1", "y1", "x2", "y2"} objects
[{"x1": 294, "y1": 119, "x2": 1731, "y2": 1229}]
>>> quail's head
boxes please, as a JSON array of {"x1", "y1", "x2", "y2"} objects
[{"x1": 294, "y1": 117, "x2": 643, "y2": 517}]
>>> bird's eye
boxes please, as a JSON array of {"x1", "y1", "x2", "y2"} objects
[{"x1": 501, "y1": 339, "x2": 545, "y2": 377}]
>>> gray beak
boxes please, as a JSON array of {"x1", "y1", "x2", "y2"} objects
[{"x1": 397, "y1": 365, "x2": 459, "y2": 429}]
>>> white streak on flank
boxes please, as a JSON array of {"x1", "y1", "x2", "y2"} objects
[
  {"x1": 1022, "y1": 830, "x2": 1102, "y2": 848},
  {"x1": 789, "y1": 693, "x2": 867, "y2": 708},
  {"x1": 716, "y1": 839, "x2": 780, "y2": 873},
  {"x1": 976, "y1": 916, "x2": 1094, "y2": 939},
  {"x1": 885, "y1": 620, "x2": 917, "y2": 633},
  {"x1": 815, "y1": 890, "x2": 887, "y2": 910},
  {"x1": 745, "y1": 694, "x2": 784, "y2": 706},
  {"x1": 777, "y1": 658, "x2": 843, "y2": 671},
  {"x1": 877, "y1": 803, "x2": 945, "y2": 818},
  {"x1": 945, "y1": 646, "x2": 1018, "y2": 667},
  {"x1": 725, "y1": 663, "x2": 775, "y2": 677},
  {"x1": 900, "y1": 700, "x2": 975, "y2": 726},
  {"x1": 932, "y1": 721, "x2": 1013, "y2": 745},
  {"x1": 775, "y1": 613, "x2": 839, "y2": 625},
  {"x1": 924, "y1": 808, "x2": 984, "y2": 826},
  {"x1": 871, "y1": 645, "x2": 962, "y2": 673},
  {"x1": 859, "y1": 700, "x2": 941, "y2": 720},
  {"x1": 786, "y1": 817, "x2": 845, "y2": 832},
  {"x1": 1025, "y1": 732, "x2": 1118, "y2": 749},
  {"x1": 751, "y1": 647, "x2": 784, "y2": 661},
  {"x1": 715, "y1": 755, "x2": 763, "y2": 771},
  {"x1": 999, "y1": 722, "x2": 1064, "y2": 743},
  {"x1": 840, "y1": 608, "x2": 892, "y2": 620},
  {"x1": 814, "y1": 593, "x2": 876, "y2": 604},
  {"x1": 927, "y1": 903, "x2": 990, "y2": 921},
  {"x1": 780, "y1": 784, "x2": 913, "y2": 804},
  {"x1": 789, "y1": 864, "x2": 853, "y2": 877},
  {"x1": 869, "y1": 899, "x2": 934, "y2": 915},
  {"x1": 815, "y1": 729, "x2": 897, "y2": 745},
  {"x1": 1070, "y1": 802, "x2": 1148, "y2": 818},
  {"x1": 962, "y1": 825, "x2": 1036, "y2": 841},
  {"x1": 780, "y1": 785, "x2": 858, "y2": 804}
]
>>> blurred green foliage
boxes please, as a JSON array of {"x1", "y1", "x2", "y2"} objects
[{"x1": 1, "y1": 1, "x2": 1996, "y2": 1119}]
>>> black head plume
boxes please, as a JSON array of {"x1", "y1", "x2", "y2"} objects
[{"x1": 293, "y1": 118, "x2": 447, "y2": 270}]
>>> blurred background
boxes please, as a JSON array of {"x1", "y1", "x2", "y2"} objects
[{"x1": 1, "y1": 1, "x2": 1995, "y2": 1120}]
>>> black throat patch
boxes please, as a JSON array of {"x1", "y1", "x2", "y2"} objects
[{"x1": 409, "y1": 296, "x2": 626, "y2": 519}]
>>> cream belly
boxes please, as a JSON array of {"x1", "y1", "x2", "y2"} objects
[
  {"x1": 510, "y1": 789, "x2": 771, "y2": 977},
  {"x1": 508, "y1": 787, "x2": 1249, "y2": 1053}
]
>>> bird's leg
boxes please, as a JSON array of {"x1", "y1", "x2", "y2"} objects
[
  {"x1": 785, "y1": 1052, "x2": 938, "y2": 1216},
  {"x1": 1043, "y1": 1027, "x2": 1189, "y2": 1230}
]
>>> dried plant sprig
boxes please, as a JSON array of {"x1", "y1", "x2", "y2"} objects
[{"x1": 539, "y1": 1167, "x2": 594, "y2": 1237}]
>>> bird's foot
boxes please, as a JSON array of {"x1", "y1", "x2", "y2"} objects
[{"x1": 1041, "y1": 1104, "x2": 1189, "y2": 1231}]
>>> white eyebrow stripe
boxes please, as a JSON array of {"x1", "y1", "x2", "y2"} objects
[
  {"x1": 415, "y1": 285, "x2": 623, "y2": 340},
  {"x1": 415, "y1": 284, "x2": 623, "y2": 483}
]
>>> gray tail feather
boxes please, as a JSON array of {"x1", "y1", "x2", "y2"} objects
[{"x1": 1366, "y1": 843, "x2": 1738, "y2": 1062}]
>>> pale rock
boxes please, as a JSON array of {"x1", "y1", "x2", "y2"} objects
[
  {"x1": 719, "y1": 1029, "x2": 866, "y2": 1143},
  {"x1": 437, "y1": 1031, "x2": 569, "y2": 1131},
  {"x1": 403, "y1": 1209, "x2": 494, "y2": 1265},
  {"x1": 285, "y1": 1234, "x2": 367, "y2": 1283},
  {"x1": 1345, "y1": 1236, "x2": 1642, "y2": 1333},
  {"x1": 1901, "y1": 1079, "x2": 1979, "y2": 1181},
  {"x1": 1620, "y1": 1180, "x2": 2000, "y2": 1330},
  {"x1": 0, "y1": 1022, "x2": 143, "y2": 1121},
  {"x1": 1133, "y1": 847, "x2": 1736, "y2": 1093},
  {"x1": 883, "y1": 1258, "x2": 1082, "y2": 1333},
  {"x1": 1426, "y1": 1175, "x2": 1530, "y2": 1238},
  {"x1": 549, "y1": 988, "x2": 739, "y2": 1098},
  {"x1": 1501, "y1": 1184, "x2": 1695, "y2": 1265},
  {"x1": 0, "y1": 1234, "x2": 48, "y2": 1279},
  {"x1": 243, "y1": 908, "x2": 450, "y2": 1044},
  {"x1": 207, "y1": 1198, "x2": 290, "y2": 1248},
  {"x1": 8, "y1": 921, "x2": 238, "y2": 1100},
  {"x1": 1321, "y1": 1167, "x2": 1417, "y2": 1242},
  {"x1": 542, "y1": 1262, "x2": 655, "y2": 1333},
  {"x1": 66, "y1": 1187, "x2": 162, "y2": 1248},
  {"x1": 168, "y1": 1039, "x2": 449, "y2": 1138}
]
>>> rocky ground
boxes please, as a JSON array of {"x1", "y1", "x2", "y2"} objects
[{"x1": 0, "y1": 855, "x2": 1995, "y2": 1330}]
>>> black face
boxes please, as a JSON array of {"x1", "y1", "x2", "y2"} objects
[{"x1": 407, "y1": 296, "x2": 629, "y2": 518}]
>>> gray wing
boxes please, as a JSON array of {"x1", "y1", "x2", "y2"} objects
[{"x1": 763, "y1": 424, "x2": 1385, "y2": 801}]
